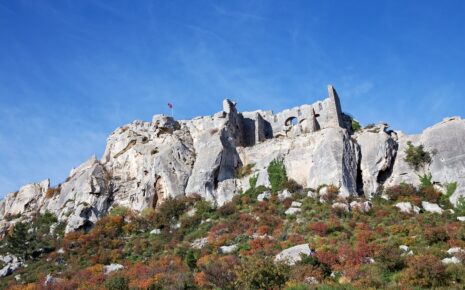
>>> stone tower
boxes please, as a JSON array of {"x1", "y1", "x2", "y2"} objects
[{"x1": 327, "y1": 84, "x2": 344, "y2": 128}]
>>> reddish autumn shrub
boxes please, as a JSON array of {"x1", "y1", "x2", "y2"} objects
[
  {"x1": 420, "y1": 185, "x2": 442, "y2": 203},
  {"x1": 282, "y1": 197, "x2": 293, "y2": 208},
  {"x1": 247, "y1": 237, "x2": 278, "y2": 256},
  {"x1": 257, "y1": 225, "x2": 271, "y2": 236},
  {"x1": 309, "y1": 222, "x2": 329, "y2": 236},
  {"x1": 384, "y1": 183, "x2": 417, "y2": 201},
  {"x1": 315, "y1": 249, "x2": 338, "y2": 270},
  {"x1": 401, "y1": 254, "x2": 449, "y2": 288},
  {"x1": 138, "y1": 255, "x2": 192, "y2": 289},
  {"x1": 290, "y1": 264, "x2": 324, "y2": 284},
  {"x1": 196, "y1": 255, "x2": 239, "y2": 289},
  {"x1": 424, "y1": 226, "x2": 449, "y2": 245},
  {"x1": 287, "y1": 234, "x2": 305, "y2": 245},
  {"x1": 218, "y1": 202, "x2": 237, "y2": 217},
  {"x1": 374, "y1": 244, "x2": 405, "y2": 272}
]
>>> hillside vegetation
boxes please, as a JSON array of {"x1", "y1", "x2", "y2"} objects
[{"x1": 1, "y1": 160, "x2": 465, "y2": 290}]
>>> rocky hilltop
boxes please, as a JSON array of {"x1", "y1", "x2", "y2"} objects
[{"x1": 1, "y1": 85, "x2": 465, "y2": 234}]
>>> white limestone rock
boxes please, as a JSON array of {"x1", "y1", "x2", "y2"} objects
[
  {"x1": 104, "y1": 263, "x2": 124, "y2": 275},
  {"x1": 285, "y1": 207, "x2": 301, "y2": 215},
  {"x1": 421, "y1": 201, "x2": 443, "y2": 214},
  {"x1": 150, "y1": 228, "x2": 161, "y2": 235},
  {"x1": 275, "y1": 244, "x2": 313, "y2": 265},
  {"x1": 307, "y1": 190, "x2": 317, "y2": 198},
  {"x1": 442, "y1": 257, "x2": 461, "y2": 265},
  {"x1": 191, "y1": 237, "x2": 208, "y2": 249},
  {"x1": 399, "y1": 245, "x2": 410, "y2": 252},
  {"x1": 356, "y1": 125, "x2": 397, "y2": 197},
  {"x1": 278, "y1": 189, "x2": 292, "y2": 201},
  {"x1": 219, "y1": 244, "x2": 238, "y2": 254},
  {"x1": 457, "y1": 216, "x2": 465, "y2": 222},
  {"x1": 386, "y1": 118, "x2": 465, "y2": 207},
  {"x1": 395, "y1": 202, "x2": 420, "y2": 214},
  {"x1": 0, "y1": 255, "x2": 22, "y2": 278}
]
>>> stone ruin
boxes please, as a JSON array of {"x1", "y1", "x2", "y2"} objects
[{"x1": 1, "y1": 84, "x2": 465, "y2": 234}]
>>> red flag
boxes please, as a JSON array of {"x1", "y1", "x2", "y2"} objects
[{"x1": 167, "y1": 103, "x2": 173, "y2": 109}]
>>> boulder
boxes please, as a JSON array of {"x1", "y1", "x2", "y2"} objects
[
  {"x1": 150, "y1": 229, "x2": 161, "y2": 235},
  {"x1": 278, "y1": 189, "x2": 292, "y2": 201},
  {"x1": 275, "y1": 244, "x2": 313, "y2": 265},
  {"x1": 104, "y1": 263, "x2": 124, "y2": 275},
  {"x1": 442, "y1": 257, "x2": 461, "y2": 265},
  {"x1": 219, "y1": 244, "x2": 238, "y2": 254},
  {"x1": 447, "y1": 247, "x2": 465, "y2": 255},
  {"x1": 191, "y1": 237, "x2": 208, "y2": 249},
  {"x1": 0, "y1": 255, "x2": 22, "y2": 278},
  {"x1": 395, "y1": 202, "x2": 420, "y2": 214},
  {"x1": 421, "y1": 201, "x2": 443, "y2": 214},
  {"x1": 285, "y1": 207, "x2": 301, "y2": 215},
  {"x1": 307, "y1": 190, "x2": 317, "y2": 198}
]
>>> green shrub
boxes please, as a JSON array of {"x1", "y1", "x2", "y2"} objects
[
  {"x1": 351, "y1": 119, "x2": 361, "y2": 132},
  {"x1": 249, "y1": 174, "x2": 258, "y2": 189},
  {"x1": 419, "y1": 172, "x2": 433, "y2": 188},
  {"x1": 404, "y1": 141, "x2": 432, "y2": 171},
  {"x1": 195, "y1": 199, "x2": 214, "y2": 220},
  {"x1": 109, "y1": 206, "x2": 131, "y2": 217},
  {"x1": 154, "y1": 196, "x2": 187, "y2": 229},
  {"x1": 235, "y1": 256, "x2": 290, "y2": 289},
  {"x1": 104, "y1": 274, "x2": 129, "y2": 290},
  {"x1": 267, "y1": 159, "x2": 288, "y2": 193}
]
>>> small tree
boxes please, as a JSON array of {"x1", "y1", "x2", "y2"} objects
[
  {"x1": 267, "y1": 159, "x2": 287, "y2": 193},
  {"x1": 404, "y1": 141, "x2": 432, "y2": 171},
  {"x1": 5, "y1": 222, "x2": 33, "y2": 260}
]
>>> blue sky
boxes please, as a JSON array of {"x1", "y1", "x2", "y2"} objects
[{"x1": 1, "y1": 0, "x2": 464, "y2": 197}]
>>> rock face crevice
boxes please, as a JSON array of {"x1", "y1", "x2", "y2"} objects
[{"x1": 2, "y1": 85, "x2": 465, "y2": 234}]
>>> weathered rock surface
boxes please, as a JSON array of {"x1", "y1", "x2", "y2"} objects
[
  {"x1": 2, "y1": 85, "x2": 465, "y2": 234},
  {"x1": 275, "y1": 244, "x2": 313, "y2": 265},
  {"x1": 386, "y1": 117, "x2": 465, "y2": 205},
  {"x1": 355, "y1": 125, "x2": 397, "y2": 197},
  {"x1": 0, "y1": 255, "x2": 22, "y2": 277},
  {"x1": 421, "y1": 201, "x2": 443, "y2": 214}
]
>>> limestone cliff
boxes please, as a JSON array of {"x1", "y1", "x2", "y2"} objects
[{"x1": 1, "y1": 85, "x2": 464, "y2": 234}]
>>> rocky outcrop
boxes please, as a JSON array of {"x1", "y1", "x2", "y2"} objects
[
  {"x1": 386, "y1": 117, "x2": 465, "y2": 205},
  {"x1": 355, "y1": 124, "x2": 397, "y2": 197},
  {"x1": 2, "y1": 85, "x2": 465, "y2": 234}
]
